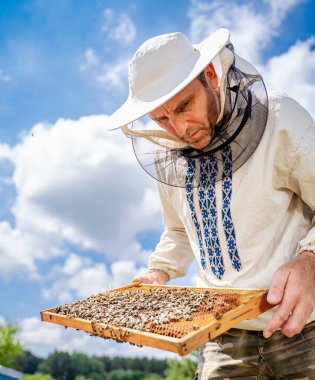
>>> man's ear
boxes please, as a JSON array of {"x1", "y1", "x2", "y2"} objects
[{"x1": 204, "y1": 62, "x2": 219, "y2": 90}]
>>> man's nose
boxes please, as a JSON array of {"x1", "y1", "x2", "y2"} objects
[{"x1": 169, "y1": 116, "x2": 187, "y2": 137}]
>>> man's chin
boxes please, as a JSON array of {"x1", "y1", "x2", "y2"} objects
[{"x1": 189, "y1": 139, "x2": 210, "y2": 150}]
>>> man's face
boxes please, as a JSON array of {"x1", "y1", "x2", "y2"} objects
[{"x1": 149, "y1": 65, "x2": 220, "y2": 150}]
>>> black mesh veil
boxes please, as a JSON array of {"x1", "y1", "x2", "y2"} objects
[{"x1": 124, "y1": 44, "x2": 268, "y2": 187}]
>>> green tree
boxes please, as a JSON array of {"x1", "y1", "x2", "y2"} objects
[
  {"x1": 142, "y1": 375, "x2": 163, "y2": 380},
  {"x1": 0, "y1": 324, "x2": 23, "y2": 368},
  {"x1": 38, "y1": 351, "x2": 75, "y2": 380},
  {"x1": 107, "y1": 369, "x2": 148, "y2": 380},
  {"x1": 142, "y1": 358, "x2": 167, "y2": 376},
  {"x1": 74, "y1": 376, "x2": 92, "y2": 380},
  {"x1": 89, "y1": 373, "x2": 107, "y2": 380},
  {"x1": 98, "y1": 355, "x2": 167, "y2": 376},
  {"x1": 22, "y1": 373, "x2": 55, "y2": 380},
  {"x1": 15, "y1": 350, "x2": 43, "y2": 374},
  {"x1": 70, "y1": 353, "x2": 104, "y2": 378},
  {"x1": 98, "y1": 355, "x2": 112, "y2": 372},
  {"x1": 164, "y1": 355, "x2": 198, "y2": 380}
]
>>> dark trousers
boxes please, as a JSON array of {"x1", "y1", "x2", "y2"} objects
[{"x1": 195, "y1": 320, "x2": 315, "y2": 379}]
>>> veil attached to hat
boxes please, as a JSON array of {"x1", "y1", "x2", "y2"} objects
[{"x1": 122, "y1": 43, "x2": 268, "y2": 188}]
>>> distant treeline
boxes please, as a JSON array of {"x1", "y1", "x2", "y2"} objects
[
  {"x1": 1, "y1": 324, "x2": 196, "y2": 380},
  {"x1": 14, "y1": 350, "x2": 168, "y2": 380}
]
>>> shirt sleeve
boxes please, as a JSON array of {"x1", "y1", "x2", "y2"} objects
[
  {"x1": 291, "y1": 120, "x2": 315, "y2": 253},
  {"x1": 148, "y1": 182, "x2": 195, "y2": 280},
  {"x1": 274, "y1": 96, "x2": 315, "y2": 252}
]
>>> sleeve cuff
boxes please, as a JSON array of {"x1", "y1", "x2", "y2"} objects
[{"x1": 299, "y1": 245, "x2": 315, "y2": 254}]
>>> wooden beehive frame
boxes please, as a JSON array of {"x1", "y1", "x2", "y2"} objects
[{"x1": 41, "y1": 283, "x2": 273, "y2": 356}]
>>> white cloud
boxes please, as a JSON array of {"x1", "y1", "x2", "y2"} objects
[
  {"x1": 265, "y1": 0, "x2": 304, "y2": 26},
  {"x1": 261, "y1": 37, "x2": 315, "y2": 120},
  {"x1": 0, "y1": 114, "x2": 162, "y2": 279},
  {"x1": 84, "y1": 48, "x2": 100, "y2": 65},
  {"x1": 62, "y1": 253, "x2": 83, "y2": 275},
  {"x1": 80, "y1": 48, "x2": 100, "y2": 71},
  {"x1": 18, "y1": 316, "x2": 109, "y2": 358},
  {"x1": 0, "y1": 143, "x2": 13, "y2": 160},
  {"x1": 188, "y1": 0, "x2": 304, "y2": 63},
  {"x1": 110, "y1": 260, "x2": 141, "y2": 288},
  {"x1": 80, "y1": 47, "x2": 129, "y2": 91},
  {"x1": 42, "y1": 253, "x2": 148, "y2": 303},
  {"x1": 0, "y1": 68, "x2": 11, "y2": 82},
  {"x1": 0, "y1": 315, "x2": 6, "y2": 326},
  {"x1": 102, "y1": 8, "x2": 136, "y2": 44},
  {"x1": 111, "y1": 15, "x2": 136, "y2": 44},
  {"x1": 96, "y1": 58, "x2": 129, "y2": 89},
  {"x1": 18, "y1": 316, "x2": 177, "y2": 359},
  {"x1": 42, "y1": 260, "x2": 110, "y2": 303},
  {"x1": 81, "y1": 9, "x2": 135, "y2": 89},
  {"x1": 0, "y1": 221, "x2": 53, "y2": 279}
]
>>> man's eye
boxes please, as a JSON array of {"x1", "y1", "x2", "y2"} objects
[
  {"x1": 176, "y1": 101, "x2": 190, "y2": 113},
  {"x1": 155, "y1": 119, "x2": 169, "y2": 128},
  {"x1": 157, "y1": 118, "x2": 168, "y2": 124}
]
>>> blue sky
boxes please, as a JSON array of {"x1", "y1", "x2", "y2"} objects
[{"x1": 0, "y1": 0, "x2": 314, "y2": 359}]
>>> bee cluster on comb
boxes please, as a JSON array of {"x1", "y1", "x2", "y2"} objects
[{"x1": 55, "y1": 286, "x2": 240, "y2": 335}]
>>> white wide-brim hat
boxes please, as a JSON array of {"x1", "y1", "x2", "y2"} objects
[{"x1": 106, "y1": 28, "x2": 230, "y2": 131}]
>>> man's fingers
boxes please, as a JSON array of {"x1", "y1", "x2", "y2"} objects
[
  {"x1": 264, "y1": 267, "x2": 291, "y2": 337},
  {"x1": 132, "y1": 269, "x2": 169, "y2": 285},
  {"x1": 131, "y1": 276, "x2": 153, "y2": 284},
  {"x1": 267, "y1": 267, "x2": 290, "y2": 304},
  {"x1": 263, "y1": 270, "x2": 313, "y2": 338},
  {"x1": 131, "y1": 276, "x2": 142, "y2": 283},
  {"x1": 264, "y1": 272, "x2": 295, "y2": 338},
  {"x1": 263, "y1": 297, "x2": 295, "y2": 338},
  {"x1": 281, "y1": 301, "x2": 313, "y2": 337},
  {"x1": 264, "y1": 253, "x2": 315, "y2": 339}
]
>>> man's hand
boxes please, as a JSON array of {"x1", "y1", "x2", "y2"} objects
[
  {"x1": 132, "y1": 269, "x2": 170, "y2": 285},
  {"x1": 263, "y1": 251, "x2": 315, "y2": 338}
]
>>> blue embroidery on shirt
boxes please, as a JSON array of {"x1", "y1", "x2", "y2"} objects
[
  {"x1": 185, "y1": 160, "x2": 206, "y2": 269},
  {"x1": 221, "y1": 145, "x2": 242, "y2": 271},
  {"x1": 198, "y1": 155, "x2": 225, "y2": 279},
  {"x1": 185, "y1": 145, "x2": 241, "y2": 279}
]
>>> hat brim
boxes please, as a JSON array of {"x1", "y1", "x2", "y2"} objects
[{"x1": 106, "y1": 28, "x2": 230, "y2": 131}]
